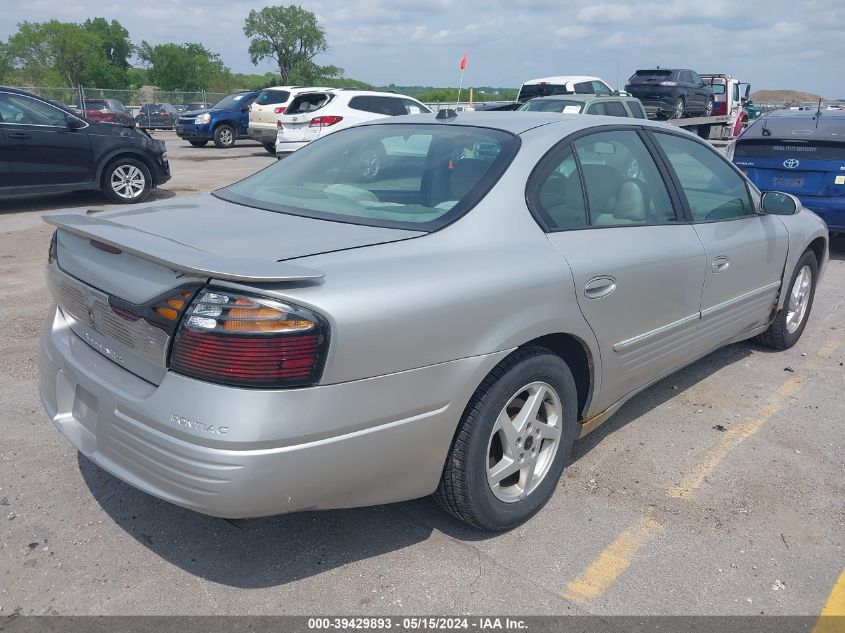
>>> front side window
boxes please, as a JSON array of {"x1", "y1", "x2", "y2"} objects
[
  {"x1": 628, "y1": 101, "x2": 648, "y2": 119},
  {"x1": 592, "y1": 81, "x2": 612, "y2": 95},
  {"x1": 585, "y1": 103, "x2": 606, "y2": 115},
  {"x1": 521, "y1": 99, "x2": 584, "y2": 113},
  {"x1": 0, "y1": 93, "x2": 68, "y2": 127},
  {"x1": 654, "y1": 132, "x2": 755, "y2": 222},
  {"x1": 218, "y1": 124, "x2": 518, "y2": 230},
  {"x1": 573, "y1": 130, "x2": 677, "y2": 226},
  {"x1": 401, "y1": 98, "x2": 429, "y2": 114}
]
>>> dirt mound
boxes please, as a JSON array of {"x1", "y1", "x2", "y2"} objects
[{"x1": 751, "y1": 89, "x2": 825, "y2": 104}]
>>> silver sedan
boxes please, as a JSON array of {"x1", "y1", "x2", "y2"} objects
[{"x1": 39, "y1": 112, "x2": 829, "y2": 530}]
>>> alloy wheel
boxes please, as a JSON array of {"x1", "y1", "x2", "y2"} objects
[
  {"x1": 786, "y1": 265, "x2": 812, "y2": 334},
  {"x1": 219, "y1": 129, "x2": 233, "y2": 145},
  {"x1": 110, "y1": 165, "x2": 146, "y2": 200},
  {"x1": 485, "y1": 381, "x2": 563, "y2": 503}
]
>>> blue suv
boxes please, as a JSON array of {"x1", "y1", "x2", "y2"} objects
[
  {"x1": 731, "y1": 110, "x2": 845, "y2": 234},
  {"x1": 175, "y1": 91, "x2": 260, "y2": 148}
]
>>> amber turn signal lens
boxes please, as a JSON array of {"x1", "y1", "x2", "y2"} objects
[{"x1": 154, "y1": 306, "x2": 179, "y2": 320}]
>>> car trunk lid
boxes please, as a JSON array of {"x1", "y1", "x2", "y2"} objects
[
  {"x1": 734, "y1": 139, "x2": 845, "y2": 197},
  {"x1": 44, "y1": 193, "x2": 422, "y2": 383},
  {"x1": 278, "y1": 92, "x2": 333, "y2": 143}
]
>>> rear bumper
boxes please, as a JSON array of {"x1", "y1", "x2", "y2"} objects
[
  {"x1": 275, "y1": 140, "x2": 309, "y2": 153},
  {"x1": 39, "y1": 306, "x2": 507, "y2": 518},
  {"x1": 248, "y1": 126, "x2": 277, "y2": 143}
]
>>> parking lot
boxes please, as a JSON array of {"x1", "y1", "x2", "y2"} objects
[{"x1": 0, "y1": 131, "x2": 843, "y2": 617}]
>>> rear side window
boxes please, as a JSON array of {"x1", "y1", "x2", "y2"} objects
[
  {"x1": 527, "y1": 145, "x2": 588, "y2": 230},
  {"x1": 654, "y1": 132, "x2": 755, "y2": 222},
  {"x1": 256, "y1": 90, "x2": 290, "y2": 106},
  {"x1": 574, "y1": 130, "x2": 677, "y2": 226},
  {"x1": 574, "y1": 82, "x2": 594, "y2": 94},
  {"x1": 679, "y1": 71, "x2": 693, "y2": 84},
  {"x1": 349, "y1": 96, "x2": 376, "y2": 113},
  {"x1": 604, "y1": 101, "x2": 629, "y2": 117},
  {"x1": 627, "y1": 101, "x2": 648, "y2": 119}
]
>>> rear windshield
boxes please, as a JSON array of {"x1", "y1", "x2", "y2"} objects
[
  {"x1": 520, "y1": 99, "x2": 584, "y2": 113},
  {"x1": 216, "y1": 123, "x2": 519, "y2": 231},
  {"x1": 743, "y1": 114, "x2": 845, "y2": 140},
  {"x1": 286, "y1": 93, "x2": 332, "y2": 114},
  {"x1": 629, "y1": 70, "x2": 673, "y2": 80},
  {"x1": 84, "y1": 99, "x2": 107, "y2": 108},
  {"x1": 256, "y1": 89, "x2": 290, "y2": 106},
  {"x1": 518, "y1": 84, "x2": 570, "y2": 102}
]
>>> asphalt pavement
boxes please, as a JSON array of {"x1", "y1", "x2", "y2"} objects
[{"x1": 0, "y1": 131, "x2": 842, "y2": 617}]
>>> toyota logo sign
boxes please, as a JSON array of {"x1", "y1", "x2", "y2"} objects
[{"x1": 783, "y1": 158, "x2": 800, "y2": 169}]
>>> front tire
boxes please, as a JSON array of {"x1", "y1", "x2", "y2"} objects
[
  {"x1": 213, "y1": 124, "x2": 236, "y2": 148},
  {"x1": 756, "y1": 250, "x2": 818, "y2": 349},
  {"x1": 189, "y1": 140, "x2": 208, "y2": 147},
  {"x1": 102, "y1": 158, "x2": 152, "y2": 204},
  {"x1": 434, "y1": 346, "x2": 579, "y2": 531}
]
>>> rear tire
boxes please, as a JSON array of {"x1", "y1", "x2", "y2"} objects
[
  {"x1": 263, "y1": 143, "x2": 276, "y2": 155},
  {"x1": 704, "y1": 97, "x2": 714, "y2": 117},
  {"x1": 672, "y1": 97, "x2": 685, "y2": 119},
  {"x1": 189, "y1": 140, "x2": 208, "y2": 147},
  {"x1": 213, "y1": 124, "x2": 236, "y2": 149},
  {"x1": 102, "y1": 157, "x2": 152, "y2": 204},
  {"x1": 434, "y1": 346, "x2": 579, "y2": 531},
  {"x1": 756, "y1": 250, "x2": 818, "y2": 349}
]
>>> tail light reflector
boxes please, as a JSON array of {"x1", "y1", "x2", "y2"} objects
[
  {"x1": 170, "y1": 288, "x2": 328, "y2": 388},
  {"x1": 310, "y1": 115, "x2": 343, "y2": 127},
  {"x1": 274, "y1": 106, "x2": 286, "y2": 114},
  {"x1": 277, "y1": 120, "x2": 283, "y2": 128}
]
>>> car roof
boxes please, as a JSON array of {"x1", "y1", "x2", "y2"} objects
[
  {"x1": 0, "y1": 86, "x2": 75, "y2": 113},
  {"x1": 521, "y1": 75, "x2": 604, "y2": 85},
  {"x1": 364, "y1": 111, "x2": 680, "y2": 136},
  {"x1": 526, "y1": 94, "x2": 631, "y2": 103}
]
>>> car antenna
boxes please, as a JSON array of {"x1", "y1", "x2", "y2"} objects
[{"x1": 436, "y1": 108, "x2": 458, "y2": 120}]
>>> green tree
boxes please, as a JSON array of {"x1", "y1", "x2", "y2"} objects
[
  {"x1": 243, "y1": 5, "x2": 340, "y2": 84},
  {"x1": 6, "y1": 21, "x2": 111, "y2": 87},
  {"x1": 82, "y1": 18, "x2": 132, "y2": 87},
  {"x1": 137, "y1": 42, "x2": 229, "y2": 91}
]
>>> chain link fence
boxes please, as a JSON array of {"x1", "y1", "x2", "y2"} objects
[{"x1": 10, "y1": 85, "x2": 231, "y2": 114}]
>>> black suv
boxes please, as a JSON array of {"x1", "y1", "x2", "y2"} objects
[
  {"x1": 0, "y1": 87, "x2": 170, "y2": 204},
  {"x1": 625, "y1": 69, "x2": 715, "y2": 119}
]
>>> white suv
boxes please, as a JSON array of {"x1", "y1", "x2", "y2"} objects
[
  {"x1": 248, "y1": 86, "x2": 330, "y2": 153},
  {"x1": 275, "y1": 89, "x2": 431, "y2": 156}
]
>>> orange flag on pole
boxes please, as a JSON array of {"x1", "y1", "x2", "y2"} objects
[{"x1": 459, "y1": 52, "x2": 468, "y2": 70}]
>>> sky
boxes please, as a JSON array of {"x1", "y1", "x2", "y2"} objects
[{"x1": 1, "y1": 0, "x2": 843, "y2": 97}]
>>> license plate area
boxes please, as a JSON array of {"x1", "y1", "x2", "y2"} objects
[{"x1": 773, "y1": 176, "x2": 805, "y2": 188}]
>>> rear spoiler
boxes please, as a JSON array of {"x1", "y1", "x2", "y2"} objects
[{"x1": 43, "y1": 213, "x2": 324, "y2": 283}]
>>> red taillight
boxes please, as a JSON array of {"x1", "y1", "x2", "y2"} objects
[
  {"x1": 170, "y1": 288, "x2": 328, "y2": 388},
  {"x1": 310, "y1": 115, "x2": 343, "y2": 127},
  {"x1": 274, "y1": 106, "x2": 286, "y2": 114}
]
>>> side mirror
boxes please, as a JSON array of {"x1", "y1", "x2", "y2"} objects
[
  {"x1": 761, "y1": 191, "x2": 800, "y2": 215},
  {"x1": 66, "y1": 115, "x2": 86, "y2": 130}
]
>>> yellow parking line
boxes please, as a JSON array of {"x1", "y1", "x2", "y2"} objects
[
  {"x1": 560, "y1": 514, "x2": 664, "y2": 605},
  {"x1": 811, "y1": 569, "x2": 845, "y2": 633},
  {"x1": 665, "y1": 376, "x2": 801, "y2": 499}
]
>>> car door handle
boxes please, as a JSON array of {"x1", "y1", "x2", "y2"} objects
[
  {"x1": 584, "y1": 276, "x2": 617, "y2": 299},
  {"x1": 6, "y1": 132, "x2": 30, "y2": 140},
  {"x1": 711, "y1": 256, "x2": 730, "y2": 273}
]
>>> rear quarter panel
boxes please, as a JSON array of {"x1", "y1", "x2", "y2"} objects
[{"x1": 209, "y1": 130, "x2": 601, "y2": 405}]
